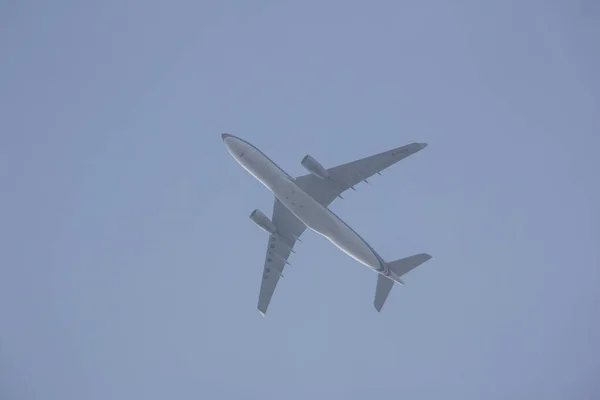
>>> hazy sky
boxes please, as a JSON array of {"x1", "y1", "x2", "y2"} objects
[{"x1": 1, "y1": 1, "x2": 599, "y2": 399}]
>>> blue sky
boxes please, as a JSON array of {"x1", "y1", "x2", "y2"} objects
[{"x1": 1, "y1": 1, "x2": 598, "y2": 399}]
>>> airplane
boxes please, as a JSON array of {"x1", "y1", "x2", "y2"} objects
[{"x1": 222, "y1": 133, "x2": 433, "y2": 315}]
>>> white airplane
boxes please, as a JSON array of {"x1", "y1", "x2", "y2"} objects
[{"x1": 222, "y1": 133, "x2": 432, "y2": 315}]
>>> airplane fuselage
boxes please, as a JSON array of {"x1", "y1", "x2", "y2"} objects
[{"x1": 223, "y1": 134, "x2": 391, "y2": 276}]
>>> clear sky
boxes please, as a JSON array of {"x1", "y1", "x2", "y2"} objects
[{"x1": 1, "y1": 1, "x2": 599, "y2": 399}]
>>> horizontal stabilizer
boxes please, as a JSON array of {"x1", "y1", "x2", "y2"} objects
[
  {"x1": 374, "y1": 274, "x2": 394, "y2": 312},
  {"x1": 387, "y1": 253, "x2": 432, "y2": 277},
  {"x1": 373, "y1": 253, "x2": 433, "y2": 312}
]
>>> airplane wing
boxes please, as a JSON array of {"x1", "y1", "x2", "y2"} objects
[
  {"x1": 257, "y1": 198, "x2": 307, "y2": 315},
  {"x1": 295, "y1": 142, "x2": 427, "y2": 207}
]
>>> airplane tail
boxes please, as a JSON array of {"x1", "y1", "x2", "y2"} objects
[{"x1": 374, "y1": 253, "x2": 433, "y2": 312}]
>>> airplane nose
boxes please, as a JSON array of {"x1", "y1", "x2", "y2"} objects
[{"x1": 222, "y1": 133, "x2": 238, "y2": 154}]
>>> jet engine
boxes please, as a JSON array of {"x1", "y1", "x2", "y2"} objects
[
  {"x1": 301, "y1": 155, "x2": 329, "y2": 180},
  {"x1": 250, "y1": 209, "x2": 277, "y2": 234}
]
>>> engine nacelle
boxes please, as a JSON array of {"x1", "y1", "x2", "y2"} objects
[
  {"x1": 301, "y1": 155, "x2": 329, "y2": 180},
  {"x1": 249, "y1": 209, "x2": 277, "y2": 234}
]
